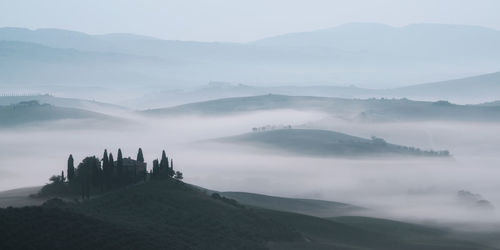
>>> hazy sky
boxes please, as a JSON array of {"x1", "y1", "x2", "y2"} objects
[{"x1": 1, "y1": 0, "x2": 500, "y2": 42}]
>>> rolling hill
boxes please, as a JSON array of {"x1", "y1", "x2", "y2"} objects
[
  {"x1": 0, "y1": 94, "x2": 126, "y2": 112},
  {"x1": 220, "y1": 191, "x2": 365, "y2": 217},
  {"x1": 216, "y1": 129, "x2": 449, "y2": 157},
  {"x1": 127, "y1": 70, "x2": 500, "y2": 108},
  {"x1": 0, "y1": 100, "x2": 113, "y2": 127},
  {"x1": 0, "y1": 179, "x2": 494, "y2": 250},
  {"x1": 143, "y1": 94, "x2": 500, "y2": 122},
  {"x1": 384, "y1": 71, "x2": 500, "y2": 103}
]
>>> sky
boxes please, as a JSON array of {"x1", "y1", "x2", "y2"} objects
[{"x1": 1, "y1": 0, "x2": 500, "y2": 42}]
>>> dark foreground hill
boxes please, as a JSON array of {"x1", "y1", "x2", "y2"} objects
[
  {"x1": 0, "y1": 100, "x2": 113, "y2": 127},
  {"x1": 0, "y1": 179, "x2": 494, "y2": 250},
  {"x1": 221, "y1": 191, "x2": 365, "y2": 217},
  {"x1": 143, "y1": 94, "x2": 500, "y2": 122},
  {"x1": 217, "y1": 129, "x2": 449, "y2": 157}
]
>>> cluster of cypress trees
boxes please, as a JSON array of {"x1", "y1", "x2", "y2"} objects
[
  {"x1": 63, "y1": 148, "x2": 182, "y2": 200},
  {"x1": 151, "y1": 150, "x2": 182, "y2": 180}
]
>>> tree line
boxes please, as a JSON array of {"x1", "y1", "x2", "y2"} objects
[{"x1": 44, "y1": 148, "x2": 183, "y2": 200}]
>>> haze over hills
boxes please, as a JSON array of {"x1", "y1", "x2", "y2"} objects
[
  {"x1": 142, "y1": 94, "x2": 500, "y2": 122},
  {"x1": 0, "y1": 41, "x2": 175, "y2": 87},
  {"x1": 3, "y1": 1, "x2": 500, "y2": 249},
  {"x1": 385, "y1": 71, "x2": 500, "y2": 103},
  {"x1": 0, "y1": 94, "x2": 126, "y2": 112},
  {"x1": 128, "y1": 69, "x2": 500, "y2": 108},
  {"x1": 253, "y1": 23, "x2": 500, "y2": 59},
  {"x1": 1, "y1": 23, "x2": 500, "y2": 89}
]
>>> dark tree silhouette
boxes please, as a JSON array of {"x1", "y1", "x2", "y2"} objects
[
  {"x1": 67, "y1": 154, "x2": 75, "y2": 182},
  {"x1": 117, "y1": 149, "x2": 123, "y2": 185},
  {"x1": 152, "y1": 159, "x2": 159, "y2": 177},
  {"x1": 160, "y1": 151, "x2": 167, "y2": 172},
  {"x1": 174, "y1": 171, "x2": 183, "y2": 180},
  {"x1": 76, "y1": 156, "x2": 101, "y2": 199},
  {"x1": 43, "y1": 148, "x2": 185, "y2": 198},
  {"x1": 102, "y1": 149, "x2": 111, "y2": 190},
  {"x1": 169, "y1": 159, "x2": 175, "y2": 177},
  {"x1": 137, "y1": 148, "x2": 144, "y2": 163},
  {"x1": 108, "y1": 153, "x2": 115, "y2": 188}
]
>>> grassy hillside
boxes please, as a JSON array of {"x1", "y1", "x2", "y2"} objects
[
  {"x1": 0, "y1": 95, "x2": 125, "y2": 112},
  {"x1": 221, "y1": 191, "x2": 365, "y2": 217},
  {"x1": 265, "y1": 210, "x2": 492, "y2": 250},
  {"x1": 388, "y1": 71, "x2": 500, "y2": 102},
  {"x1": 0, "y1": 179, "x2": 495, "y2": 250},
  {"x1": 0, "y1": 100, "x2": 112, "y2": 127},
  {"x1": 71, "y1": 179, "x2": 299, "y2": 250},
  {"x1": 0, "y1": 187, "x2": 44, "y2": 208},
  {"x1": 143, "y1": 94, "x2": 500, "y2": 122},
  {"x1": 0, "y1": 206, "x2": 162, "y2": 250},
  {"x1": 217, "y1": 129, "x2": 449, "y2": 157}
]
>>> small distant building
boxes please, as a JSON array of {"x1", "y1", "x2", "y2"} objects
[{"x1": 114, "y1": 157, "x2": 147, "y2": 174}]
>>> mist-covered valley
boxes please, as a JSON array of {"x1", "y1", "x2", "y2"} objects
[
  {"x1": 2, "y1": 3, "x2": 500, "y2": 248},
  {"x1": 2, "y1": 97, "x2": 500, "y2": 228}
]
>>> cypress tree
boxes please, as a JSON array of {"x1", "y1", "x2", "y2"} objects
[
  {"x1": 67, "y1": 154, "x2": 75, "y2": 182},
  {"x1": 170, "y1": 159, "x2": 175, "y2": 177},
  {"x1": 135, "y1": 148, "x2": 144, "y2": 182},
  {"x1": 108, "y1": 153, "x2": 115, "y2": 187},
  {"x1": 160, "y1": 150, "x2": 169, "y2": 174},
  {"x1": 102, "y1": 149, "x2": 109, "y2": 167},
  {"x1": 61, "y1": 170, "x2": 65, "y2": 182},
  {"x1": 137, "y1": 148, "x2": 144, "y2": 163},
  {"x1": 117, "y1": 149, "x2": 123, "y2": 185},
  {"x1": 152, "y1": 159, "x2": 159, "y2": 177},
  {"x1": 102, "y1": 149, "x2": 110, "y2": 189}
]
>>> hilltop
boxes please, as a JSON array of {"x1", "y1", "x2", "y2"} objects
[
  {"x1": 0, "y1": 100, "x2": 113, "y2": 127},
  {"x1": 216, "y1": 129, "x2": 449, "y2": 157}
]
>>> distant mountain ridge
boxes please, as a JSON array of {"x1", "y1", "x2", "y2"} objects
[
  {"x1": 253, "y1": 23, "x2": 500, "y2": 59},
  {"x1": 2, "y1": 23, "x2": 500, "y2": 88}
]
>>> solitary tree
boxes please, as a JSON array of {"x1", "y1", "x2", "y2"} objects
[
  {"x1": 174, "y1": 171, "x2": 183, "y2": 180},
  {"x1": 67, "y1": 154, "x2": 75, "y2": 182}
]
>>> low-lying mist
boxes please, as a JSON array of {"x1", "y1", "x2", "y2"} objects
[{"x1": 1, "y1": 108, "x2": 500, "y2": 226}]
